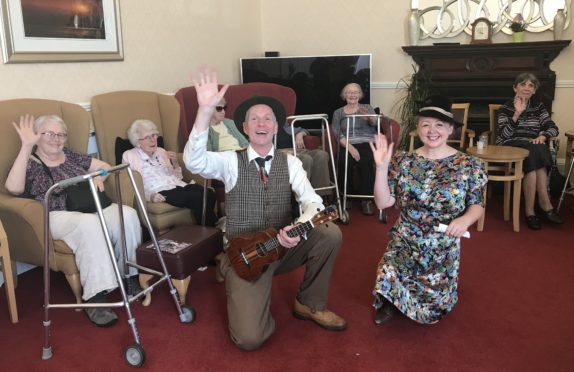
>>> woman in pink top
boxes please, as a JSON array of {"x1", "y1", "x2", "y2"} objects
[{"x1": 122, "y1": 119, "x2": 217, "y2": 226}]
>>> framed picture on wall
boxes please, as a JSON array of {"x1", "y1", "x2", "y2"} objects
[{"x1": 0, "y1": 0, "x2": 122, "y2": 63}]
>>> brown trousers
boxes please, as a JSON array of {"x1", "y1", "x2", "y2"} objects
[{"x1": 219, "y1": 222, "x2": 342, "y2": 350}]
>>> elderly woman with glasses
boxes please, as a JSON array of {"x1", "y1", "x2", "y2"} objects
[
  {"x1": 5, "y1": 114, "x2": 142, "y2": 328},
  {"x1": 122, "y1": 119, "x2": 217, "y2": 226},
  {"x1": 332, "y1": 82, "x2": 378, "y2": 215},
  {"x1": 207, "y1": 98, "x2": 249, "y2": 152}
]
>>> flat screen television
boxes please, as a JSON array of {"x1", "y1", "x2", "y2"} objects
[{"x1": 240, "y1": 54, "x2": 371, "y2": 123}]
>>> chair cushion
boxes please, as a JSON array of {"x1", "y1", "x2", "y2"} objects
[
  {"x1": 115, "y1": 136, "x2": 164, "y2": 165},
  {"x1": 146, "y1": 201, "x2": 185, "y2": 214}
]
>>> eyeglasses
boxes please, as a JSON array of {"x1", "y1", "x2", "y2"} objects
[
  {"x1": 138, "y1": 133, "x2": 159, "y2": 141},
  {"x1": 215, "y1": 105, "x2": 227, "y2": 112},
  {"x1": 41, "y1": 131, "x2": 67, "y2": 140}
]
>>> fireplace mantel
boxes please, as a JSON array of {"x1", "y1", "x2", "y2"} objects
[{"x1": 402, "y1": 40, "x2": 571, "y2": 132}]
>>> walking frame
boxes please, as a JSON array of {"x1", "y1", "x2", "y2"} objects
[
  {"x1": 42, "y1": 164, "x2": 194, "y2": 368},
  {"x1": 284, "y1": 114, "x2": 344, "y2": 220},
  {"x1": 339, "y1": 114, "x2": 393, "y2": 224},
  {"x1": 557, "y1": 155, "x2": 574, "y2": 213}
]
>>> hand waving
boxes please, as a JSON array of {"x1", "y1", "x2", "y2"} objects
[
  {"x1": 13, "y1": 114, "x2": 41, "y2": 148},
  {"x1": 192, "y1": 68, "x2": 229, "y2": 109},
  {"x1": 513, "y1": 95, "x2": 527, "y2": 115},
  {"x1": 369, "y1": 133, "x2": 393, "y2": 168}
]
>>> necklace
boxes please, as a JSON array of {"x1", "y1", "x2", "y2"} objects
[{"x1": 143, "y1": 153, "x2": 162, "y2": 167}]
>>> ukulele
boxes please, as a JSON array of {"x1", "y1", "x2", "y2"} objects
[{"x1": 226, "y1": 205, "x2": 338, "y2": 281}]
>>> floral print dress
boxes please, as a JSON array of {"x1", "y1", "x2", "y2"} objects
[{"x1": 373, "y1": 151, "x2": 487, "y2": 324}]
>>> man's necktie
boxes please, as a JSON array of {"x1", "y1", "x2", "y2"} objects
[{"x1": 254, "y1": 156, "x2": 272, "y2": 183}]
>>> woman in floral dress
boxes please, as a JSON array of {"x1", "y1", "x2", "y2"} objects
[{"x1": 369, "y1": 95, "x2": 487, "y2": 325}]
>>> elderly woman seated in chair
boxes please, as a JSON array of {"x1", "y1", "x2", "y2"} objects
[
  {"x1": 332, "y1": 82, "x2": 378, "y2": 215},
  {"x1": 496, "y1": 72, "x2": 563, "y2": 230},
  {"x1": 5, "y1": 114, "x2": 142, "y2": 328},
  {"x1": 122, "y1": 119, "x2": 217, "y2": 226}
]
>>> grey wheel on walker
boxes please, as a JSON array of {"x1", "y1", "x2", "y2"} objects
[
  {"x1": 180, "y1": 304, "x2": 196, "y2": 323},
  {"x1": 339, "y1": 210, "x2": 350, "y2": 225},
  {"x1": 379, "y1": 209, "x2": 388, "y2": 224},
  {"x1": 125, "y1": 343, "x2": 146, "y2": 368}
]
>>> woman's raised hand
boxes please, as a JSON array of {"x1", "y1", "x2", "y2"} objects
[
  {"x1": 192, "y1": 68, "x2": 229, "y2": 109},
  {"x1": 369, "y1": 133, "x2": 393, "y2": 167},
  {"x1": 12, "y1": 114, "x2": 41, "y2": 148},
  {"x1": 513, "y1": 95, "x2": 527, "y2": 115}
]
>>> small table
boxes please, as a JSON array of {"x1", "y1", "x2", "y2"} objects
[
  {"x1": 467, "y1": 145, "x2": 529, "y2": 232},
  {"x1": 136, "y1": 225, "x2": 223, "y2": 306}
]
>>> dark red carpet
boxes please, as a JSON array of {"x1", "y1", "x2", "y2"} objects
[{"x1": 1, "y1": 197, "x2": 573, "y2": 371}]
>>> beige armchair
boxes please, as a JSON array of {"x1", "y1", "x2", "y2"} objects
[
  {"x1": 91, "y1": 90, "x2": 204, "y2": 235},
  {"x1": 0, "y1": 99, "x2": 90, "y2": 304}
]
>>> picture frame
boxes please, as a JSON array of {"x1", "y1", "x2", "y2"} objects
[{"x1": 0, "y1": 0, "x2": 123, "y2": 63}]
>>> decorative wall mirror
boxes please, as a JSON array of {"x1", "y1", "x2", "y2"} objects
[{"x1": 413, "y1": 0, "x2": 571, "y2": 39}]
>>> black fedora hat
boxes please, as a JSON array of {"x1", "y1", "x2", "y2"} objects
[
  {"x1": 233, "y1": 96, "x2": 286, "y2": 128},
  {"x1": 418, "y1": 95, "x2": 462, "y2": 127}
]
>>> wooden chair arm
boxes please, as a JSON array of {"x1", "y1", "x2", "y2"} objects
[
  {"x1": 408, "y1": 129, "x2": 417, "y2": 152},
  {"x1": 465, "y1": 129, "x2": 476, "y2": 147}
]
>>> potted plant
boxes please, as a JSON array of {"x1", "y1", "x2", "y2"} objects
[
  {"x1": 393, "y1": 66, "x2": 436, "y2": 150},
  {"x1": 510, "y1": 14, "x2": 526, "y2": 42}
]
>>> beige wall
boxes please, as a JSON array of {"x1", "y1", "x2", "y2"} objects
[
  {"x1": 0, "y1": 0, "x2": 261, "y2": 102},
  {"x1": 260, "y1": 0, "x2": 574, "y2": 160},
  {"x1": 0, "y1": 0, "x2": 572, "y2": 158}
]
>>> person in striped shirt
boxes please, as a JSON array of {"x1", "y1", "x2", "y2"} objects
[{"x1": 496, "y1": 72, "x2": 563, "y2": 230}]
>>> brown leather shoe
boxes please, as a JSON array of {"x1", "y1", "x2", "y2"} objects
[{"x1": 293, "y1": 299, "x2": 347, "y2": 331}]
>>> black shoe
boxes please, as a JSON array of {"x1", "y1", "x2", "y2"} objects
[
  {"x1": 85, "y1": 292, "x2": 118, "y2": 327},
  {"x1": 361, "y1": 201, "x2": 374, "y2": 216},
  {"x1": 84, "y1": 307, "x2": 118, "y2": 328},
  {"x1": 124, "y1": 276, "x2": 143, "y2": 296},
  {"x1": 541, "y1": 209, "x2": 563, "y2": 224},
  {"x1": 344, "y1": 200, "x2": 353, "y2": 210},
  {"x1": 374, "y1": 301, "x2": 395, "y2": 326},
  {"x1": 525, "y1": 215, "x2": 541, "y2": 230}
]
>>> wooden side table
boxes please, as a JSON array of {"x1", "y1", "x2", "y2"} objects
[
  {"x1": 467, "y1": 145, "x2": 529, "y2": 232},
  {"x1": 0, "y1": 219, "x2": 18, "y2": 323}
]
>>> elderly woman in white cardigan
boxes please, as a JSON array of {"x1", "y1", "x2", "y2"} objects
[{"x1": 122, "y1": 119, "x2": 217, "y2": 226}]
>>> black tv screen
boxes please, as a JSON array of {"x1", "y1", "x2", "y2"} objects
[{"x1": 240, "y1": 54, "x2": 371, "y2": 122}]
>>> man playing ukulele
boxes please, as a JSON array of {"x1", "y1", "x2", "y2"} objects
[{"x1": 183, "y1": 69, "x2": 346, "y2": 350}]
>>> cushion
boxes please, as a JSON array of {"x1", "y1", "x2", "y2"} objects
[{"x1": 115, "y1": 136, "x2": 164, "y2": 165}]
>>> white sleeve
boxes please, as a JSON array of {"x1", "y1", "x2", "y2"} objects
[
  {"x1": 287, "y1": 154, "x2": 324, "y2": 211},
  {"x1": 183, "y1": 128, "x2": 238, "y2": 191}
]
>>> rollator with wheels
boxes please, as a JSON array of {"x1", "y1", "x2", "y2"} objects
[
  {"x1": 284, "y1": 114, "x2": 344, "y2": 219},
  {"x1": 42, "y1": 164, "x2": 194, "y2": 368},
  {"x1": 338, "y1": 114, "x2": 396, "y2": 224}
]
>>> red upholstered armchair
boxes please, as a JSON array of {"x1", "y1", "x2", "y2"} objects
[
  {"x1": 175, "y1": 82, "x2": 297, "y2": 148},
  {"x1": 175, "y1": 82, "x2": 297, "y2": 215}
]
